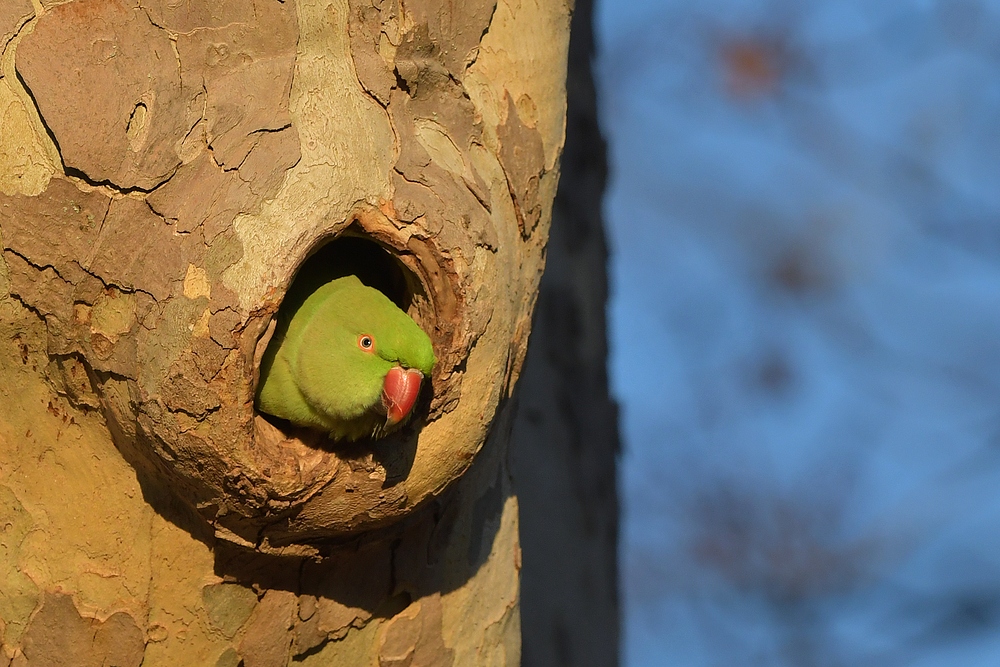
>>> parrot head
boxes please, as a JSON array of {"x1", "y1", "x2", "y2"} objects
[{"x1": 256, "y1": 275, "x2": 436, "y2": 441}]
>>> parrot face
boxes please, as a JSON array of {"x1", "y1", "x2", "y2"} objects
[{"x1": 256, "y1": 275, "x2": 436, "y2": 441}]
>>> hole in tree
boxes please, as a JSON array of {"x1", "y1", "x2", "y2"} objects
[
  {"x1": 283, "y1": 231, "x2": 414, "y2": 316},
  {"x1": 258, "y1": 228, "x2": 422, "y2": 403},
  {"x1": 251, "y1": 229, "x2": 426, "y2": 489}
]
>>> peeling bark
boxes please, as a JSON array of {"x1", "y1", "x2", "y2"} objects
[
  {"x1": 0, "y1": 2, "x2": 32, "y2": 53},
  {"x1": 20, "y1": 593, "x2": 145, "y2": 667},
  {"x1": 0, "y1": 0, "x2": 573, "y2": 663},
  {"x1": 17, "y1": 0, "x2": 191, "y2": 191}
]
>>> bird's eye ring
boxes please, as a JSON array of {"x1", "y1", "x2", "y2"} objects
[{"x1": 358, "y1": 334, "x2": 375, "y2": 352}]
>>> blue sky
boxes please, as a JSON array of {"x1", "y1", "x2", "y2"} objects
[{"x1": 595, "y1": 1, "x2": 1000, "y2": 664}]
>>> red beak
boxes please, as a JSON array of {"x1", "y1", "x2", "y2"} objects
[{"x1": 382, "y1": 367, "x2": 424, "y2": 426}]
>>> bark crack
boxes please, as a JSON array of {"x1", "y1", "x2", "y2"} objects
[
  {"x1": 6, "y1": 289, "x2": 48, "y2": 324},
  {"x1": 137, "y1": 1, "x2": 168, "y2": 33},
  {"x1": 232, "y1": 124, "x2": 295, "y2": 177},
  {"x1": 0, "y1": 9, "x2": 34, "y2": 61},
  {"x1": 465, "y1": 1, "x2": 499, "y2": 71},
  {"x1": 393, "y1": 167, "x2": 434, "y2": 190},
  {"x1": 4, "y1": 246, "x2": 71, "y2": 284},
  {"x1": 137, "y1": 0, "x2": 254, "y2": 38},
  {"x1": 13, "y1": 66, "x2": 175, "y2": 196}
]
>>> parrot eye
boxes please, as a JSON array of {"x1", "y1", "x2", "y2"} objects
[{"x1": 358, "y1": 335, "x2": 375, "y2": 352}]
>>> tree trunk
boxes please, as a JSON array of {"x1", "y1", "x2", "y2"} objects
[
  {"x1": 0, "y1": 0, "x2": 570, "y2": 664},
  {"x1": 511, "y1": 0, "x2": 621, "y2": 664}
]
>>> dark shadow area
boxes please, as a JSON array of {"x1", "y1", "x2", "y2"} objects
[
  {"x1": 284, "y1": 231, "x2": 413, "y2": 315},
  {"x1": 106, "y1": 395, "x2": 514, "y2": 625},
  {"x1": 209, "y1": 398, "x2": 518, "y2": 617},
  {"x1": 511, "y1": 0, "x2": 622, "y2": 665}
]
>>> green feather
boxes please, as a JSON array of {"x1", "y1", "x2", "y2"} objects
[{"x1": 256, "y1": 275, "x2": 435, "y2": 441}]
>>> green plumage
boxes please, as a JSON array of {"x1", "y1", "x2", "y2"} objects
[{"x1": 256, "y1": 275, "x2": 436, "y2": 441}]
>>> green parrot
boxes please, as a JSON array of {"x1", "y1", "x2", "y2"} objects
[{"x1": 256, "y1": 274, "x2": 436, "y2": 442}]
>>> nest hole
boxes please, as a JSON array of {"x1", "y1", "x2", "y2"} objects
[
  {"x1": 251, "y1": 230, "x2": 429, "y2": 488},
  {"x1": 255, "y1": 229, "x2": 428, "y2": 409},
  {"x1": 288, "y1": 232, "x2": 414, "y2": 314}
]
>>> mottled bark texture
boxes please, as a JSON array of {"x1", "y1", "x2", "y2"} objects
[
  {"x1": 511, "y1": 0, "x2": 621, "y2": 664},
  {"x1": 0, "y1": 0, "x2": 570, "y2": 663}
]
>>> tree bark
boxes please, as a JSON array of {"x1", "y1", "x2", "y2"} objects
[
  {"x1": 0, "y1": 0, "x2": 570, "y2": 663},
  {"x1": 512, "y1": 0, "x2": 620, "y2": 664}
]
